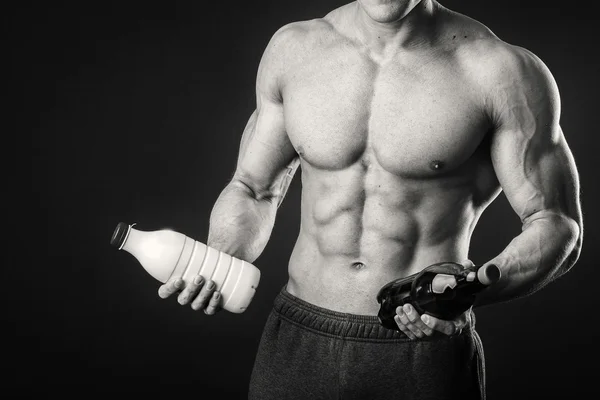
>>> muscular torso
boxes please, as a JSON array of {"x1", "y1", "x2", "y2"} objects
[{"x1": 281, "y1": 7, "x2": 502, "y2": 314}]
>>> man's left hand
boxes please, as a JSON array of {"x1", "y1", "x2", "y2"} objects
[
  {"x1": 394, "y1": 303, "x2": 471, "y2": 340},
  {"x1": 393, "y1": 259, "x2": 474, "y2": 339}
]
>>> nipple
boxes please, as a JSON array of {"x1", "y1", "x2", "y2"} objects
[{"x1": 430, "y1": 160, "x2": 445, "y2": 171}]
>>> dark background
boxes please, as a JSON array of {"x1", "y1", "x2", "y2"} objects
[{"x1": 17, "y1": 0, "x2": 599, "y2": 398}]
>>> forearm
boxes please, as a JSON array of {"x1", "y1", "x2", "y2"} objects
[
  {"x1": 475, "y1": 211, "x2": 582, "y2": 307},
  {"x1": 206, "y1": 179, "x2": 278, "y2": 263}
]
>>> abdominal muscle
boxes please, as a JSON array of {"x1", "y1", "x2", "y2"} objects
[{"x1": 285, "y1": 161, "x2": 480, "y2": 315}]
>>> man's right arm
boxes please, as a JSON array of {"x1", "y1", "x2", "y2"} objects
[
  {"x1": 207, "y1": 106, "x2": 299, "y2": 263},
  {"x1": 158, "y1": 24, "x2": 300, "y2": 311}
]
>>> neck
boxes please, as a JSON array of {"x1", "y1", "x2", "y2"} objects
[{"x1": 353, "y1": 0, "x2": 437, "y2": 54}]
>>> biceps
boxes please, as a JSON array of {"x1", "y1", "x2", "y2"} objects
[
  {"x1": 233, "y1": 103, "x2": 298, "y2": 199},
  {"x1": 491, "y1": 125, "x2": 581, "y2": 224}
]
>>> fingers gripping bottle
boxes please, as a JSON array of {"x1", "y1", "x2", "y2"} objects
[
  {"x1": 110, "y1": 222, "x2": 261, "y2": 313},
  {"x1": 376, "y1": 262, "x2": 501, "y2": 331}
]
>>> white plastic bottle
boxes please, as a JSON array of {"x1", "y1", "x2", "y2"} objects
[{"x1": 110, "y1": 222, "x2": 260, "y2": 313}]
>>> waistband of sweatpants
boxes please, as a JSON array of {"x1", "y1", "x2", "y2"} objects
[{"x1": 273, "y1": 285, "x2": 414, "y2": 341}]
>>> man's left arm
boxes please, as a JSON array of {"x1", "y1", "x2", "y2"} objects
[
  {"x1": 474, "y1": 46, "x2": 583, "y2": 307},
  {"x1": 395, "y1": 47, "x2": 583, "y2": 338}
]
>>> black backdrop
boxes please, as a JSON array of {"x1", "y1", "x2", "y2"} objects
[{"x1": 19, "y1": 0, "x2": 599, "y2": 398}]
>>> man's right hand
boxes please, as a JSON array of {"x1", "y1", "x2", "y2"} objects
[{"x1": 158, "y1": 276, "x2": 222, "y2": 315}]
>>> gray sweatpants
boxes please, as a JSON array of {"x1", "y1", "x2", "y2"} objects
[{"x1": 248, "y1": 286, "x2": 485, "y2": 399}]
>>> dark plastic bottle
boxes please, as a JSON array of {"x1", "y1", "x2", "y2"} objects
[{"x1": 377, "y1": 262, "x2": 501, "y2": 330}]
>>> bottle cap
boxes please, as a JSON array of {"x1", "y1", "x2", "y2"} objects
[
  {"x1": 110, "y1": 222, "x2": 131, "y2": 249},
  {"x1": 477, "y1": 264, "x2": 501, "y2": 285}
]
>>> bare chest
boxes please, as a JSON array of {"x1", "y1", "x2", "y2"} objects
[{"x1": 283, "y1": 47, "x2": 490, "y2": 176}]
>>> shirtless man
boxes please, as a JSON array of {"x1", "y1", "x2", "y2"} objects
[{"x1": 157, "y1": 1, "x2": 583, "y2": 398}]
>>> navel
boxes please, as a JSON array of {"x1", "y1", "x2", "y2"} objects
[
  {"x1": 430, "y1": 160, "x2": 445, "y2": 171},
  {"x1": 351, "y1": 262, "x2": 366, "y2": 270}
]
